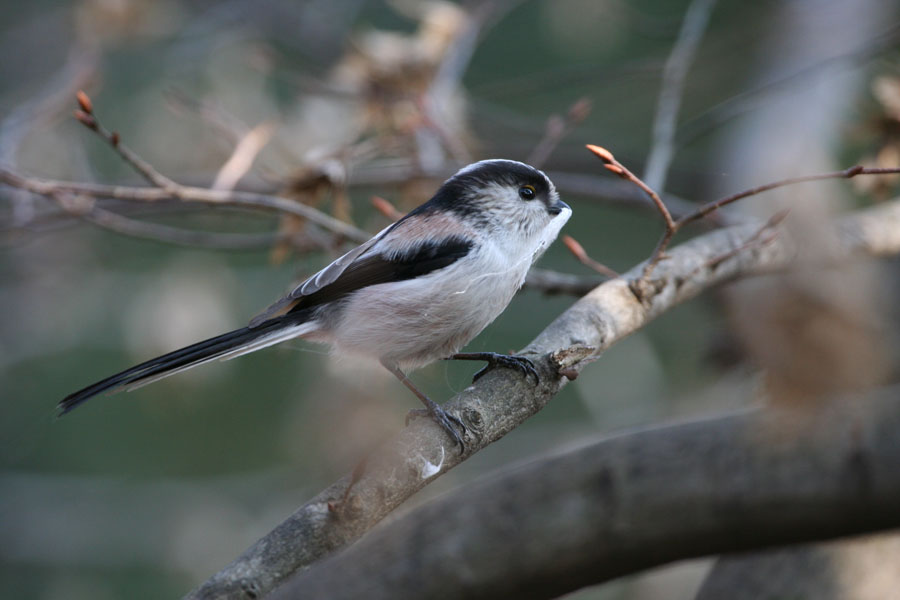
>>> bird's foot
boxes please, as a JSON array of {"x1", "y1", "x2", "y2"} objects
[
  {"x1": 450, "y1": 352, "x2": 540, "y2": 384},
  {"x1": 406, "y1": 400, "x2": 467, "y2": 453}
]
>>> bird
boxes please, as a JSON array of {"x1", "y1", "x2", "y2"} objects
[{"x1": 58, "y1": 159, "x2": 572, "y2": 450}]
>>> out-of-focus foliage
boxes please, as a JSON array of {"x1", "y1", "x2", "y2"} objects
[{"x1": 1, "y1": 1, "x2": 898, "y2": 598}]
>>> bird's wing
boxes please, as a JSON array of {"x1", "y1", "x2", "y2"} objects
[{"x1": 249, "y1": 216, "x2": 473, "y2": 327}]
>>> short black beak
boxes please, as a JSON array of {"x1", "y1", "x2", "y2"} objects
[{"x1": 548, "y1": 200, "x2": 570, "y2": 216}]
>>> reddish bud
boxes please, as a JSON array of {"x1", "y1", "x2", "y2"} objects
[
  {"x1": 603, "y1": 163, "x2": 624, "y2": 176},
  {"x1": 586, "y1": 144, "x2": 615, "y2": 163},
  {"x1": 76, "y1": 90, "x2": 93, "y2": 114},
  {"x1": 110, "y1": 131, "x2": 120, "y2": 147},
  {"x1": 73, "y1": 109, "x2": 97, "y2": 130}
]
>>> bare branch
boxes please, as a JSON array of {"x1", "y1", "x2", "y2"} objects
[
  {"x1": 0, "y1": 167, "x2": 370, "y2": 243},
  {"x1": 57, "y1": 92, "x2": 370, "y2": 243},
  {"x1": 561, "y1": 235, "x2": 619, "y2": 278},
  {"x1": 185, "y1": 196, "x2": 900, "y2": 600},
  {"x1": 212, "y1": 122, "x2": 276, "y2": 191},
  {"x1": 74, "y1": 91, "x2": 180, "y2": 192},
  {"x1": 691, "y1": 208, "x2": 788, "y2": 274},
  {"x1": 677, "y1": 165, "x2": 898, "y2": 226},
  {"x1": 586, "y1": 144, "x2": 677, "y2": 281},
  {"x1": 546, "y1": 170, "x2": 707, "y2": 222},
  {"x1": 370, "y1": 195, "x2": 404, "y2": 221},
  {"x1": 273, "y1": 391, "x2": 900, "y2": 600},
  {"x1": 526, "y1": 98, "x2": 592, "y2": 168},
  {"x1": 643, "y1": 0, "x2": 718, "y2": 191},
  {"x1": 64, "y1": 202, "x2": 297, "y2": 250},
  {"x1": 588, "y1": 144, "x2": 900, "y2": 288}
]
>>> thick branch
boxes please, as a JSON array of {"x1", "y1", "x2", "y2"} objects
[
  {"x1": 186, "y1": 197, "x2": 900, "y2": 600},
  {"x1": 274, "y1": 391, "x2": 900, "y2": 600}
]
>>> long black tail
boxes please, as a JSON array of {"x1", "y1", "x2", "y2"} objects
[{"x1": 58, "y1": 315, "x2": 312, "y2": 415}]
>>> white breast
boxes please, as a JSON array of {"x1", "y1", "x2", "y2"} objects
[{"x1": 329, "y1": 206, "x2": 571, "y2": 371}]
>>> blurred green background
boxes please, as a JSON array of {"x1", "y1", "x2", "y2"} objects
[{"x1": 2, "y1": 0, "x2": 897, "y2": 598}]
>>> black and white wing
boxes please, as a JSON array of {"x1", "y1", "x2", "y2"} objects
[{"x1": 249, "y1": 216, "x2": 473, "y2": 327}]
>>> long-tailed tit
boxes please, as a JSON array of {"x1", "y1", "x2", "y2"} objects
[{"x1": 59, "y1": 160, "x2": 572, "y2": 450}]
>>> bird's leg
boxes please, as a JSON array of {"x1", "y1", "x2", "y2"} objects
[
  {"x1": 448, "y1": 352, "x2": 540, "y2": 384},
  {"x1": 382, "y1": 361, "x2": 466, "y2": 452}
]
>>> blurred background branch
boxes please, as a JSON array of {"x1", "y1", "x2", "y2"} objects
[{"x1": 273, "y1": 389, "x2": 900, "y2": 600}]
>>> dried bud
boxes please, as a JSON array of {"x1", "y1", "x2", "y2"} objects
[
  {"x1": 586, "y1": 144, "x2": 615, "y2": 163},
  {"x1": 110, "y1": 131, "x2": 120, "y2": 147},
  {"x1": 76, "y1": 90, "x2": 93, "y2": 114},
  {"x1": 73, "y1": 109, "x2": 97, "y2": 130}
]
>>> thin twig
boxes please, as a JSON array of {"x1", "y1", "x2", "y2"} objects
[
  {"x1": 691, "y1": 209, "x2": 789, "y2": 275},
  {"x1": 74, "y1": 92, "x2": 179, "y2": 192},
  {"x1": 643, "y1": 0, "x2": 718, "y2": 191},
  {"x1": 587, "y1": 143, "x2": 900, "y2": 289},
  {"x1": 527, "y1": 98, "x2": 592, "y2": 168},
  {"x1": 66, "y1": 200, "x2": 295, "y2": 250},
  {"x1": 561, "y1": 235, "x2": 619, "y2": 278},
  {"x1": 546, "y1": 170, "x2": 708, "y2": 222},
  {"x1": 370, "y1": 195, "x2": 404, "y2": 221},
  {"x1": 212, "y1": 121, "x2": 276, "y2": 191},
  {"x1": 676, "y1": 166, "x2": 898, "y2": 226},
  {"x1": 0, "y1": 167, "x2": 369, "y2": 243},
  {"x1": 66, "y1": 91, "x2": 369, "y2": 242},
  {"x1": 586, "y1": 144, "x2": 676, "y2": 281},
  {"x1": 163, "y1": 87, "x2": 249, "y2": 145}
]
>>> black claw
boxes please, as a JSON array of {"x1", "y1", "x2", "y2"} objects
[
  {"x1": 466, "y1": 353, "x2": 539, "y2": 385},
  {"x1": 384, "y1": 361, "x2": 467, "y2": 454},
  {"x1": 406, "y1": 405, "x2": 467, "y2": 453}
]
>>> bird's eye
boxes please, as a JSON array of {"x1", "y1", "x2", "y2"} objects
[{"x1": 518, "y1": 185, "x2": 536, "y2": 200}]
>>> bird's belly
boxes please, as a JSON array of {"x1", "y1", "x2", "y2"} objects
[{"x1": 329, "y1": 260, "x2": 525, "y2": 370}]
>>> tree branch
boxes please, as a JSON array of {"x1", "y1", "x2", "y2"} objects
[
  {"x1": 185, "y1": 197, "x2": 900, "y2": 600},
  {"x1": 0, "y1": 167, "x2": 370, "y2": 243},
  {"x1": 588, "y1": 143, "x2": 900, "y2": 286},
  {"x1": 273, "y1": 390, "x2": 900, "y2": 600},
  {"x1": 643, "y1": 0, "x2": 718, "y2": 191}
]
